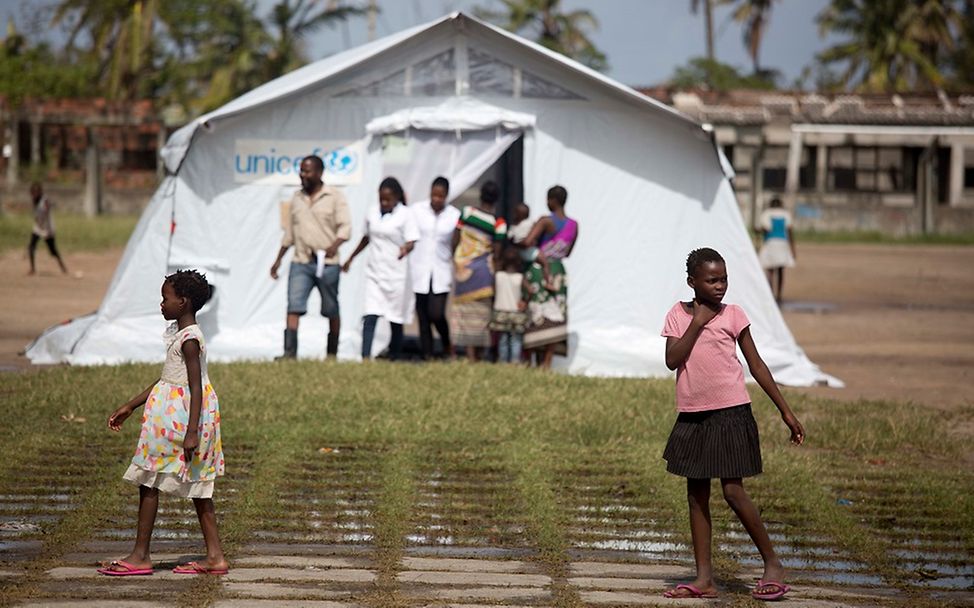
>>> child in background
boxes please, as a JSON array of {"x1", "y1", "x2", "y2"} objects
[
  {"x1": 661, "y1": 248, "x2": 804, "y2": 602},
  {"x1": 488, "y1": 246, "x2": 528, "y2": 363},
  {"x1": 508, "y1": 202, "x2": 534, "y2": 256},
  {"x1": 757, "y1": 197, "x2": 796, "y2": 304},
  {"x1": 509, "y1": 201, "x2": 554, "y2": 288},
  {"x1": 27, "y1": 182, "x2": 69, "y2": 276},
  {"x1": 100, "y1": 270, "x2": 227, "y2": 577}
]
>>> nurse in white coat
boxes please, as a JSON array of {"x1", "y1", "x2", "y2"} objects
[{"x1": 343, "y1": 177, "x2": 419, "y2": 360}]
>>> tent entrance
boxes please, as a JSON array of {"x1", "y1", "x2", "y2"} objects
[
  {"x1": 379, "y1": 128, "x2": 523, "y2": 216},
  {"x1": 365, "y1": 97, "x2": 534, "y2": 214}
]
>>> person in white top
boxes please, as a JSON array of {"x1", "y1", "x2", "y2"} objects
[
  {"x1": 488, "y1": 246, "x2": 529, "y2": 364},
  {"x1": 409, "y1": 176, "x2": 461, "y2": 359},
  {"x1": 343, "y1": 177, "x2": 419, "y2": 360},
  {"x1": 28, "y1": 182, "x2": 68, "y2": 275},
  {"x1": 757, "y1": 197, "x2": 797, "y2": 304}
]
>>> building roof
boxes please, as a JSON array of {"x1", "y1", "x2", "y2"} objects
[{"x1": 637, "y1": 88, "x2": 974, "y2": 127}]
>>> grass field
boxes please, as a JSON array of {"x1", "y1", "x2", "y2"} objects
[
  {"x1": 3, "y1": 211, "x2": 973, "y2": 257},
  {"x1": 0, "y1": 213, "x2": 139, "y2": 253},
  {"x1": 1, "y1": 361, "x2": 972, "y2": 607}
]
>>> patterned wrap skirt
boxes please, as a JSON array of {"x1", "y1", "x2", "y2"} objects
[
  {"x1": 662, "y1": 403, "x2": 762, "y2": 479},
  {"x1": 449, "y1": 299, "x2": 493, "y2": 347}
]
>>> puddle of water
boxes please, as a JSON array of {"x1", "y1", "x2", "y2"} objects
[
  {"x1": 251, "y1": 530, "x2": 344, "y2": 542},
  {"x1": 902, "y1": 562, "x2": 974, "y2": 576},
  {"x1": 335, "y1": 521, "x2": 371, "y2": 531},
  {"x1": 723, "y1": 529, "x2": 821, "y2": 544},
  {"x1": 894, "y1": 549, "x2": 971, "y2": 562},
  {"x1": 0, "y1": 520, "x2": 45, "y2": 533},
  {"x1": 578, "y1": 539, "x2": 687, "y2": 553},
  {"x1": 769, "y1": 545, "x2": 840, "y2": 557},
  {"x1": 895, "y1": 538, "x2": 967, "y2": 549},
  {"x1": 405, "y1": 545, "x2": 534, "y2": 559},
  {"x1": 735, "y1": 554, "x2": 866, "y2": 571},
  {"x1": 406, "y1": 534, "x2": 457, "y2": 545},
  {"x1": 0, "y1": 493, "x2": 72, "y2": 502},
  {"x1": 797, "y1": 570, "x2": 886, "y2": 587},
  {"x1": 921, "y1": 575, "x2": 974, "y2": 589},
  {"x1": 576, "y1": 504, "x2": 639, "y2": 513},
  {"x1": 0, "y1": 540, "x2": 43, "y2": 552},
  {"x1": 571, "y1": 528, "x2": 674, "y2": 541}
]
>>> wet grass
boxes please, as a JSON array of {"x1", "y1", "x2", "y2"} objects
[{"x1": 0, "y1": 360, "x2": 972, "y2": 607}]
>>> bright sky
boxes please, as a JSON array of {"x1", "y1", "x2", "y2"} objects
[{"x1": 1, "y1": 0, "x2": 836, "y2": 88}]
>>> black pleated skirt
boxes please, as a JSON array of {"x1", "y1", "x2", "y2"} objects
[{"x1": 662, "y1": 403, "x2": 763, "y2": 479}]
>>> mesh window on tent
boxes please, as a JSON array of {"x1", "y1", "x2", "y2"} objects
[
  {"x1": 468, "y1": 46, "x2": 584, "y2": 100},
  {"x1": 469, "y1": 47, "x2": 514, "y2": 96},
  {"x1": 521, "y1": 69, "x2": 583, "y2": 100},
  {"x1": 411, "y1": 49, "x2": 456, "y2": 96},
  {"x1": 336, "y1": 69, "x2": 406, "y2": 97}
]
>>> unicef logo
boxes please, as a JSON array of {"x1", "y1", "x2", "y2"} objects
[{"x1": 324, "y1": 148, "x2": 358, "y2": 176}]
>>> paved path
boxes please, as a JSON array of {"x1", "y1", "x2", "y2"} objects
[{"x1": 3, "y1": 539, "x2": 971, "y2": 607}]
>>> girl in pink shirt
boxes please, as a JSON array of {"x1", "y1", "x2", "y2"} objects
[{"x1": 660, "y1": 248, "x2": 804, "y2": 602}]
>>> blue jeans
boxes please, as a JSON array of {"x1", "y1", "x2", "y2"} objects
[
  {"x1": 287, "y1": 262, "x2": 340, "y2": 318},
  {"x1": 497, "y1": 331, "x2": 523, "y2": 363}
]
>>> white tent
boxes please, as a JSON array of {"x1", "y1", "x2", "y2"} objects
[{"x1": 27, "y1": 12, "x2": 839, "y2": 387}]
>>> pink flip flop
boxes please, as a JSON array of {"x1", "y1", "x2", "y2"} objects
[
  {"x1": 663, "y1": 583, "x2": 719, "y2": 598},
  {"x1": 97, "y1": 560, "x2": 153, "y2": 576},
  {"x1": 172, "y1": 561, "x2": 229, "y2": 575},
  {"x1": 752, "y1": 580, "x2": 791, "y2": 601}
]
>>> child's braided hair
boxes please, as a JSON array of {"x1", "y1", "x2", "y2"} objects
[{"x1": 165, "y1": 269, "x2": 212, "y2": 312}]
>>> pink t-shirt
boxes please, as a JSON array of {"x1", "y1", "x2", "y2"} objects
[{"x1": 661, "y1": 302, "x2": 751, "y2": 412}]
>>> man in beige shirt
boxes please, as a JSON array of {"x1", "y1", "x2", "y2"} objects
[{"x1": 270, "y1": 156, "x2": 351, "y2": 358}]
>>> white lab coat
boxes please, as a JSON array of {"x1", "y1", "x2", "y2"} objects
[
  {"x1": 362, "y1": 202, "x2": 420, "y2": 324},
  {"x1": 409, "y1": 202, "x2": 461, "y2": 295}
]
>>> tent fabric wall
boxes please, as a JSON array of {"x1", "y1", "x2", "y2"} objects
[{"x1": 26, "y1": 12, "x2": 839, "y2": 387}]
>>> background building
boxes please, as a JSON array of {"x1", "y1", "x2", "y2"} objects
[{"x1": 642, "y1": 89, "x2": 974, "y2": 236}]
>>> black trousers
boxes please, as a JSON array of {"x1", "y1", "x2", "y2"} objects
[
  {"x1": 29, "y1": 233, "x2": 62, "y2": 265},
  {"x1": 27, "y1": 232, "x2": 67, "y2": 272},
  {"x1": 415, "y1": 290, "x2": 450, "y2": 358}
]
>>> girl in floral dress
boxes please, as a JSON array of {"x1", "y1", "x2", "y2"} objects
[{"x1": 99, "y1": 269, "x2": 227, "y2": 576}]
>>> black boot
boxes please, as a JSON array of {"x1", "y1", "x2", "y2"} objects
[
  {"x1": 276, "y1": 329, "x2": 297, "y2": 360},
  {"x1": 326, "y1": 332, "x2": 339, "y2": 360}
]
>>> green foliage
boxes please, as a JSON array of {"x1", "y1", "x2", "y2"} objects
[
  {"x1": 720, "y1": 0, "x2": 781, "y2": 72},
  {"x1": 0, "y1": 0, "x2": 367, "y2": 115},
  {"x1": 0, "y1": 36, "x2": 97, "y2": 103},
  {"x1": 814, "y1": 0, "x2": 964, "y2": 93},
  {"x1": 670, "y1": 57, "x2": 780, "y2": 91},
  {"x1": 948, "y1": 0, "x2": 974, "y2": 90},
  {"x1": 477, "y1": 0, "x2": 609, "y2": 72}
]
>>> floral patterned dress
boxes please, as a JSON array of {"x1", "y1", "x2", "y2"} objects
[{"x1": 122, "y1": 323, "x2": 224, "y2": 498}]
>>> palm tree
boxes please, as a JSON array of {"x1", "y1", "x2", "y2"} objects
[
  {"x1": 51, "y1": 0, "x2": 162, "y2": 100},
  {"x1": 178, "y1": 0, "x2": 273, "y2": 113},
  {"x1": 950, "y1": 0, "x2": 974, "y2": 89},
  {"x1": 816, "y1": 0, "x2": 962, "y2": 92},
  {"x1": 689, "y1": 0, "x2": 716, "y2": 62},
  {"x1": 264, "y1": 0, "x2": 366, "y2": 79},
  {"x1": 478, "y1": 0, "x2": 608, "y2": 71},
  {"x1": 722, "y1": 0, "x2": 779, "y2": 73}
]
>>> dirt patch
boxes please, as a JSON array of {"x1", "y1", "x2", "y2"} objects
[
  {"x1": 1, "y1": 243, "x2": 972, "y2": 409},
  {"x1": 780, "y1": 244, "x2": 974, "y2": 409},
  {"x1": 0, "y1": 248, "x2": 120, "y2": 371}
]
